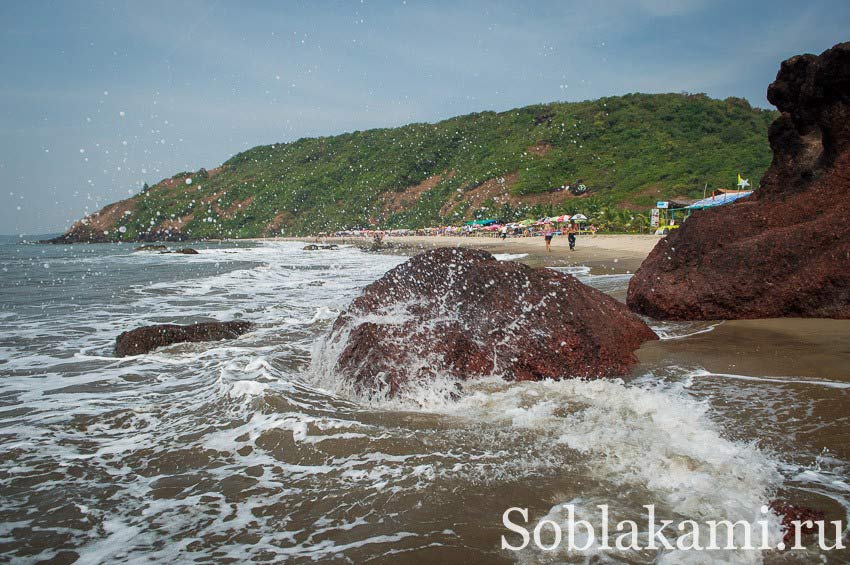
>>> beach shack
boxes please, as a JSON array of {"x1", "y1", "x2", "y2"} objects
[{"x1": 653, "y1": 191, "x2": 753, "y2": 235}]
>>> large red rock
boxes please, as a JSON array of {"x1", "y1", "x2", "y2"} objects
[
  {"x1": 628, "y1": 42, "x2": 850, "y2": 320},
  {"x1": 329, "y1": 248, "x2": 657, "y2": 395},
  {"x1": 115, "y1": 321, "x2": 253, "y2": 356}
]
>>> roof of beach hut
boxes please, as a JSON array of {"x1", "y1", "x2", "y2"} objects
[{"x1": 685, "y1": 191, "x2": 753, "y2": 209}]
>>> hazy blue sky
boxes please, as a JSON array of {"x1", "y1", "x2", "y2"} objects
[{"x1": 2, "y1": 0, "x2": 848, "y2": 233}]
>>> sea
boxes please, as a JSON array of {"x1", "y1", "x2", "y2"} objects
[{"x1": 0, "y1": 238, "x2": 848, "y2": 563}]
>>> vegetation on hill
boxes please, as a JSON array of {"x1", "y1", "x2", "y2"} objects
[{"x1": 64, "y1": 93, "x2": 777, "y2": 240}]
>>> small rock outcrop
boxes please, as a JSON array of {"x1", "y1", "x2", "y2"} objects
[
  {"x1": 769, "y1": 501, "x2": 826, "y2": 544},
  {"x1": 134, "y1": 245, "x2": 168, "y2": 252},
  {"x1": 628, "y1": 42, "x2": 850, "y2": 320},
  {"x1": 327, "y1": 248, "x2": 657, "y2": 396},
  {"x1": 115, "y1": 321, "x2": 253, "y2": 357},
  {"x1": 173, "y1": 248, "x2": 199, "y2": 254},
  {"x1": 303, "y1": 244, "x2": 338, "y2": 251}
]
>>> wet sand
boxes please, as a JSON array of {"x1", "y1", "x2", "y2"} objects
[
  {"x1": 637, "y1": 318, "x2": 850, "y2": 462},
  {"x1": 638, "y1": 318, "x2": 850, "y2": 382}
]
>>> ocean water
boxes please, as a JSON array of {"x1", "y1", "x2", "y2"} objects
[{"x1": 0, "y1": 240, "x2": 847, "y2": 563}]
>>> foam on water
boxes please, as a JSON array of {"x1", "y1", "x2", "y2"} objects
[
  {"x1": 687, "y1": 368, "x2": 850, "y2": 390},
  {"x1": 652, "y1": 320, "x2": 723, "y2": 340},
  {"x1": 1, "y1": 240, "x2": 847, "y2": 563},
  {"x1": 494, "y1": 253, "x2": 529, "y2": 261},
  {"x1": 312, "y1": 365, "x2": 789, "y2": 562}
]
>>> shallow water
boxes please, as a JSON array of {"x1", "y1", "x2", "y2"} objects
[{"x1": 0, "y1": 241, "x2": 847, "y2": 563}]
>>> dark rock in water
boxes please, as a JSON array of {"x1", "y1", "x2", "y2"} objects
[
  {"x1": 303, "y1": 244, "x2": 338, "y2": 251},
  {"x1": 628, "y1": 42, "x2": 850, "y2": 320},
  {"x1": 134, "y1": 245, "x2": 168, "y2": 252},
  {"x1": 329, "y1": 248, "x2": 657, "y2": 396},
  {"x1": 769, "y1": 501, "x2": 826, "y2": 544},
  {"x1": 115, "y1": 321, "x2": 253, "y2": 356},
  {"x1": 149, "y1": 247, "x2": 199, "y2": 254}
]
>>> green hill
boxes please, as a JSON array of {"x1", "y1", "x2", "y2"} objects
[{"x1": 56, "y1": 92, "x2": 777, "y2": 241}]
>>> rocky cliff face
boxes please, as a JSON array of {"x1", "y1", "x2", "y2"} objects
[
  {"x1": 627, "y1": 42, "x2": 850, "y2": 320},
  {"x1": 48, "y1": 196, "x2": 191, "y2": 243},
  {"x1": 327, "y1": 248, "x2": 657, "y2": 396}
]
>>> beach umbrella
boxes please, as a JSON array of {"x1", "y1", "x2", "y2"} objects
[
  {"x1": 571, "y1": 214, "x2": 588, "y2": 221},
  {"x1": 518, "y1": 219, "x2": 535, "y2": 227},
  {"x1": 553, "y1": 214, "x2": 571, "y2": 223}
]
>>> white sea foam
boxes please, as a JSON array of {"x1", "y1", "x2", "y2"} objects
[
  {"x1": 309, "y1": 321, "x2": 788, "y2": 561},
  {"x1": 652, "y1": 320, "x2": 723, "y2": 340},
  {"x1": 455, "y1": 377, "x2": 779, "y2": 510},
  {"x1": 229, "y1": 379, "x2": 269, "y2": 398},
  {"x1": 494, "y1": 253, "x2": 529, "y2": 261},
  {"x1": 2, "y1": 240, "x2": 846, "y2": 563},
  {"x1": 686, "y1": 368, "x2": 850, "y2": 389}
]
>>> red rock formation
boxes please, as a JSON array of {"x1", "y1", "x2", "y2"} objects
[
  {"x1": 628, "y1": 42, "x2": 850, "y2": 320},
  {"x1": 115, "y1": 321, "x2": 253, "y2": 356},
  {"x1": 329, "y1": 248, "x2": 657, "y2": 396},
  {"x1": 49, "y1": 198, "x2": 139, "y2": 244},
  {"x1": 769, "y1": 501, "x2": 826, "y2": 544}
]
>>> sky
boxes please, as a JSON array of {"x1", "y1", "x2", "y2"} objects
[{"x1": 1, "y1": 0, "x2": 848, "y2": 234}]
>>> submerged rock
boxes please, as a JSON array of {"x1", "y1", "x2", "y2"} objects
[
  {"x1": 134, "y1": 245, "x2": 168, "y2": 252},
  {"x1": 173, "y1": 248, "x2": 199, "y2": 254},
  {"x1": 328, "y1": 248, "x2": 657, "y2": 396},
  {"x1": 769, "y1": 501, "x2": 826, "y2": 544},
  {"x1": 628, "y1": 42, "x2": 850, "y2": 320},
  {"x1": 115, "y1": 321, "x2": 253, "y2": 356},
  {"x1": 303, "y1": 244, "x2": 339, "y2": 251}
]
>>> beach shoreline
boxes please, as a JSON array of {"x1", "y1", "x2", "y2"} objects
[{"x1": 254, "y1": 234, "x2": 662, "y2": 274}]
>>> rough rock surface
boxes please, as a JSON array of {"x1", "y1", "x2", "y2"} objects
[
  {"x1": 769, "y1": 501, "x2": 826, "y2": 544},
  {"x1": 115, "y1": 321, "x2": 253, "y2": 356},
  {"x1": 328, "y1": 248, "x2": 657, "y2": 395},
  {"x1": 48, "y1": 196, "x2": 190, "y2": 244},
  {"x1": 628, "y1": 42, "x2": 850, "y2": 320}
]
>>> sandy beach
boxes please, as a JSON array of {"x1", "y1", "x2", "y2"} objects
[{"x1": 272, "y1": 234, "x2": 662, "y2": 274}]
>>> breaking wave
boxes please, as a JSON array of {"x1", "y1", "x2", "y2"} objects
[{"x1": 0, "y1": 240, "x2": 846, "y2": 563}]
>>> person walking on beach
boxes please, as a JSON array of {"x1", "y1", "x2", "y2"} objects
[
  {"x1": 568, "y1": 222, "x2": 577, "y2": 251},
  {"x1": 501, "y1": 225, "x2": 508, "y2": 240},
  {"x1": 544, "y1": 224, "x2": 554, "y2": 253}
]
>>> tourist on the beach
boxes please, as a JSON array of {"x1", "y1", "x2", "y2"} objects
[
  {"x1": 568, "y1": 222, "x2": 577, "y2": 251},
  {"x1": 501, "y1": 225, "x2": 508, "y2": 240},
  {"x1": 544, "y1": 225, "x2": 554, "y2": 252}
]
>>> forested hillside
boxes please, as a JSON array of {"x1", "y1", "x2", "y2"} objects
[{"x1": 55, "y1": 92, "x2": 777, "y2": 241}]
